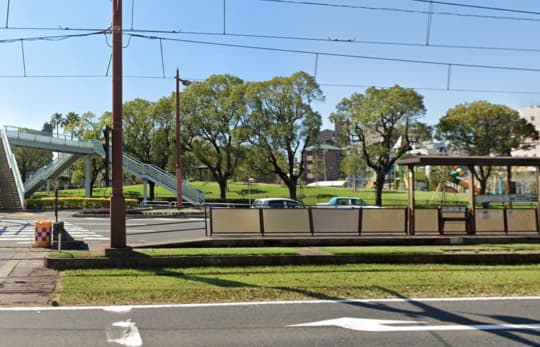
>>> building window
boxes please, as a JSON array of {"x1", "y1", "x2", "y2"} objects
[{"x1": 531, "y1": 116, "x2": 535, "y2": 121}]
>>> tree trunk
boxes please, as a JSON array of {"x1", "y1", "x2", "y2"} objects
[
  {"x1": 374, "y1": 173, "x2": 385, "y2": 206},
  {"x1": 479, "y1": 178, "x2": 488, "y2": 195},
  {"x1": 506, "y1": 165, "x2": 513, "y2": 194},
  {"x1": 149, "y1": 181, "x2": 156, "y2": 200},
  {"x1": 218, "y1": 179, "x2": 227, "y2": 201},
  {"x1": 287, "y1": 182, "x2": 297, "y2": 200}
]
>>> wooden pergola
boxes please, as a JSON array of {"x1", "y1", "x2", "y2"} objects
[{"x1": 395, "y1": 156, "x2": 540, "y2": 235}]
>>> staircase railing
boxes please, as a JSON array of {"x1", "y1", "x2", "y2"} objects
[
  {"x1": 24, "y1": 153, "x2": 79, "y2": 196},
  {"x1": 1, "y1": 127, "x2": 25, "y2": 208},
  {"x1": 122, "y1": 154, "x2": 205, "y2": 204}
]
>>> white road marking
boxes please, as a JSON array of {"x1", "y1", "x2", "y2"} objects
[
  {"x1": 0, "y1": 296, "x2": 539, "y2": 312},
  {"x1": 107, "y1": 319, "x2": 143, "y2": 346},
  {"x1": 103, "y1": 306, "x2": 133, "y2": 313},
  {"x1": 0, "y1": 220, "x2": 108, "y2": 242},
  {"x1": 289, "y1": 317, "x2": 540, "y2": 332}
]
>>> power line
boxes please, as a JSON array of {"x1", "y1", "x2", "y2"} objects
[
  {"x1": 2, "y1": 72, "x2": 540, "y2": 96},
  {"x1": 409, "y1": 0, "x2": 540, "y2": 16},
  {"x1": 4, "y1": 26, "x2": 540, "y2": 54},
  {"x1": 259, "y1": 0, "x2": 540, "y2": 22},
  {"x1": 168, "y1": 30, "x2": 540, "y2": 54},
  {"x1": 0, "y1": 30, "x2": 109, "y2": 43},
  {"x1": 5, "y1": 29, "x2": 540, "y2": 86},
  {"x1": 128, "y1": 33, "x2": 540, "y2": 74},
  {"x1": 0, "y1": 74, "x2": 176, "y2": 79},
  {"x1": 4, "y1": 0, "x2": 10, "y2": 28},
  {"x1": 320, "y1": 83, "x2": 540, "y2": 95}
]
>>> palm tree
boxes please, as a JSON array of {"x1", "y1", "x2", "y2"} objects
[
  {"x1": 63, "y1": 112, "x2": 81, "y2": 139},
  {"x1": 50, "y1": 112, "x2": 64, "y2": 137}
]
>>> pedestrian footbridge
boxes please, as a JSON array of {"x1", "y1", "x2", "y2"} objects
[{"x1": 0, "y1": 126, "x2": 204, "y2": 210}]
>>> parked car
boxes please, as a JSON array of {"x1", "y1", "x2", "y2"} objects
[
  {"x1": 316, "y1": 196, "x2": 378, "y2": 208},
  {"x1": 252, "y1": 198, "x2": 306, "y2": 208}
]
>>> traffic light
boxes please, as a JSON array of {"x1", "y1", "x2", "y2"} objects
[{"x1": 102, "y1": 126, "x2": 110, "y2": 187}]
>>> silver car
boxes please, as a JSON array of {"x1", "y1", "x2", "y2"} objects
[{"x1": 252, "y1": 198, "x2": 306, "y2": 208}]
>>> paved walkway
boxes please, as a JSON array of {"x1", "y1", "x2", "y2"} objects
[{"x1": 0, "y1": 248, "x2": 57, "y2": 306}]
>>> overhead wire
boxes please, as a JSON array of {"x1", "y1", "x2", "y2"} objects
[
  {"x1": 2, "y1": 2, "x2": 540, "y2": 98},
  {"x1": 3, "y1": 29, "x2": 540, "y2": 77},
  {"x1": 425, "y1": 0, "x2": 433, "y2": 45},
  {"x1": 130, "y1": 0, "x2": 135, "y2": 30},
  {"x1": 223, "y1": 0, "x2": 226, "y2": 34},
  {"x1": 0, "y1": 30, "x2": 109, "y2": 44},
  {"x1": 4, "y1": 0, "x2": 10, "y2": 28},
  {"x1": 3, "y1": 26, "x2": 540, "y2": 54},
  {"x1": 128, "y1": 33, "x2": 540, "y2": 74},
  {"x1": 408, "y1": 0, "x2": 540, "y2": 16},
  {"x1": 1, "y1": 72, "x2": 539, "y2": 97},
  {"x1": 20, "y1": 40, "x2": 26, "y2": 77},
  {"x1": 259, "y1": 0, "x2": 540, "y2": 22}
]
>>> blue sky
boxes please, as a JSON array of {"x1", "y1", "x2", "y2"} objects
[{"x1": 1, "y1": 0, "x2": 540, "y2": 131}]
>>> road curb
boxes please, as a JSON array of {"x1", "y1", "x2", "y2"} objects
[{"x1": 45, "y1": 252, "x2": 540, "y2": 270}]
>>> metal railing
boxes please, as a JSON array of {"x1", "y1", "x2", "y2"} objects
[
  {"x1": 4, "y1": 126, "x2": 96, "y2": 154},
  {"x1": 24, "y1": 153, "x2": 79, "y2": 196},
  {"x1": 123, "y1": 154, "x2": 205, "y2": 204},
  {"x1": 1, "y1": 127, "x2": 25, "y2": 208}
]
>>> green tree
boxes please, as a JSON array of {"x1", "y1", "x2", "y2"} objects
[
  {"x1": 332, "y1": 85, "x2": 426, "y2": 206},
  {"x1": 435, "y1": 101, "x2": 539, "y2": 193},
  {"x1": 340, "y1": 148, "x2": 368, "y2": 192},
  {"x1": 181, "y1": 74, "x2": 249, "y2": 200},
  {"x1": 239, "y1": 145, "x2": 278, "y2": 183},
  {"x1": 151, "y1": 95, "x2": 176, "y2": 172},
  {"x1": 69, "y1": 112, "x2": 108, "y2": 196},
  {"x1": 122, "y1": 98, "x2": 157, "y2": 198},
  {"x1": 245, "y1": 71, "x2": 323, "y2": 200}
]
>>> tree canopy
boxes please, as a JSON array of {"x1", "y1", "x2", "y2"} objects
[
  {"x1": 436, "y1": 101, "x2": 538, "y2": 156},
  {"x1": 245, "y1": 71, "x2": 323, "y2": 200},
  {"x1": 181, "y1": 74, "x2": 248, "y2": 200},
  {"x1": 332, "y1": 85, "x2": 426, "y2": 205},
  {"x1": 436, "y1": 101, "x2": 539, "y2": 193}
]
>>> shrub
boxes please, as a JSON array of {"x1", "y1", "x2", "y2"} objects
[{"x1": 26, "y1": 197, "x2": 138, "y2": 210}]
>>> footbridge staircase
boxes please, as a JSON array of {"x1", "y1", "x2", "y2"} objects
[{"x1": 2, "y1": 126, "x2": 204, "y2": 209}]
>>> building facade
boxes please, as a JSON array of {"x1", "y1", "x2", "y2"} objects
[{"x1": 512, "y1": 105, "x2": 540, "y2": 157}]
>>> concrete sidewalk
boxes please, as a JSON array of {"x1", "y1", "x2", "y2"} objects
[{"x1": 0, "y1": 248, "x2": 57, "y2": 306}]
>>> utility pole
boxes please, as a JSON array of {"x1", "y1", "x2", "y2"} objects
[
  {"x1": 110, "y1": 0, "x2": 126, "y2": 249},
  {"x1": 175, "y1": 69, "x2": 191, "y2": 208},
  {"x1": 176, "y1": 69, "x2": 183, "y2": 208}
]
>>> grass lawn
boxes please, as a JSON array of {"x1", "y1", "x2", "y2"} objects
[
  {"x1": 54, "y1": 182, "x2": 471, "y2": 207},
  {"x1": 57, "y1": 263, "x2": 540, "y2": 305}
]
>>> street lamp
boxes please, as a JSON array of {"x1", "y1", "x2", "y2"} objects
[{"x1": 175, "y1": 68, "x2": 191, "y2": 208}]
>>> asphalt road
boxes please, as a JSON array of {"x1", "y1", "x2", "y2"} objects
[
  {"x1": 0, "y1": 297, "x2": 539, "y2": 346},
  {"x1": 0, "y1": 211, "x2": 208, "y2": 249}
]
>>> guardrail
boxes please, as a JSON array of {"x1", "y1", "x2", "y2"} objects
[{"x1": 4, "y1": 125, "x2": 96, "y2": 153}]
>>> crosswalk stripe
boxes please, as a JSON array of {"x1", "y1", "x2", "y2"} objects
[{"x1": 0, "y1": 219, "x2": 108, "y2": 242}]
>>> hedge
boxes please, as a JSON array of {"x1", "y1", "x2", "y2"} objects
[{"x1": 26, "y1": 197, "x2": 139, "y2": 210}]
